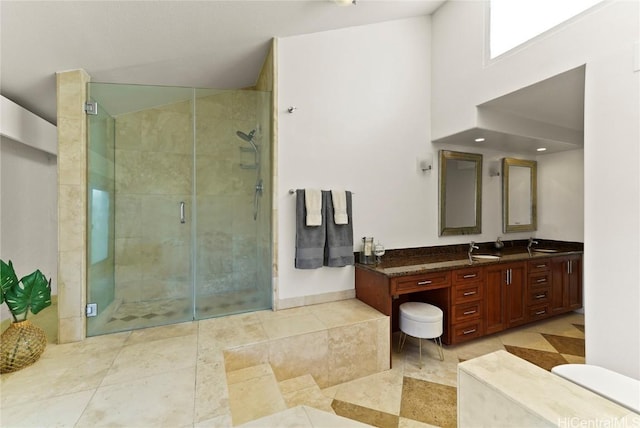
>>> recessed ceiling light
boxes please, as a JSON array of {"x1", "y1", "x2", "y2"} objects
[
  {"x1": 537, "y1": 147, "x2": 547, "y2": 152},
  {"x1": 474, "y1": 137, "x2": 485, "y2": 142}
]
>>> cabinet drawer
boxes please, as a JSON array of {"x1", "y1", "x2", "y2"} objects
[
  {"x1": 392, "y1": 271, "x2": 450, "y2": 295},
  {"x1": 452, "y1": 267, "x2": 483, "y2": 284},
  {"x1": 453, "y1": 282, "x2": 484, "y2": 304},
  {"x1": 529, "y1": 272, "x2": 551, "y2": 288},
  {"x1": 528, "y1": 287, "x2": 550, "y2": 305},
  {"x1": 528, "y1": 304, "x2": 551, "y2": 321},
  {"x1": 453, "y1": 301, "x2": 483, "y2": 324},
  {"x1": 452, "y1": 320, "x2": 483, "y2": 343},
  {"x1": 528, "y1": 259, "x2": 551, "y2": 273}
]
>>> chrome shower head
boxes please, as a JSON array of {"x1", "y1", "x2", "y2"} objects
[
  {"x1": 236, "y1": 130, "x2": 256, "y2": 143},
  {"x1": 235, "y1": 129, "x2": 258, "y2": 151}
]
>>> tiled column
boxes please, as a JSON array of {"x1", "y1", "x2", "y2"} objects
[{"x1": 56, "y1": 69, "x2": 90, "y2": 343}]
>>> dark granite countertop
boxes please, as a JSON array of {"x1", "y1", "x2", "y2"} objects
[{"x1": 356, "y1": 239, "x2": 583, "y2": 278}]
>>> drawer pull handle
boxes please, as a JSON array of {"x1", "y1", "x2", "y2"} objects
[
  {"x1": 535, "y1": 294, "x2": 546, "y2": 299},
  {"x1": 417, "y1": 280, "x2": 432, "y2": 285},
  {"x1": 536, "y1": 264, "x2": 546, "y2": 268},
  {"x1": 463, "y1": 328, "x2": 477, "y2": 335},
  {"x1": 463, "y1": 310, "x2": 476, "y2": 315},
  {"x1": 535, "y1": 310, "x2": 546, "y2": 315},
  {"x1": 463, "y1": 274, "x2": 476, "y2": 279},
  {"x1": 463, "y1": 291, "x2": 476, "y2": 296},
  {"x1": 536, "y1": 278, "x2": 546, "y2": 283}
]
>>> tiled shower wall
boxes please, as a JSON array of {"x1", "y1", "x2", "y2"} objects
[{"x1": 113, "y1": 90, "x2": 269, "y2": 304}]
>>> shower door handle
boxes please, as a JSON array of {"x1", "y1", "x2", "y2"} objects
[{"x1": 180, "y1": 202, "x2": 186, "y2": 224}]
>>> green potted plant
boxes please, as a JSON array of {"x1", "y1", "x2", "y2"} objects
[{"x1": 0, "y1": 259, "x2": 52, "y2": 373}]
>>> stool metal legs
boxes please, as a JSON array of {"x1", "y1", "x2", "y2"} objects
[
  {"x1": 434, "y1": 336, "x2": 444, "y2": 361},
  {"x1": 399, "y1": 331, "x2": 408, "y2": 352},
  {"x1": 398, "y1": 332, "x2": 444, "y2": 367}
]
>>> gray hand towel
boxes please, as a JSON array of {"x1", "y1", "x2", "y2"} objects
[
  {"x1": 295, "y1": 189, "x2": 325, "y2": 269},
  {"x1": 324, "y1": 190, "x2": 354, "y2": 267}
]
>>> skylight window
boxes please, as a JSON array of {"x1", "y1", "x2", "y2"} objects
[{"x1": 490, "y1": 0, "x2": 602, "y2": 58}]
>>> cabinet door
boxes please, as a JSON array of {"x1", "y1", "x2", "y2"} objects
[
  {"x1": 551, "y1": 255, "x2": 583, "y2": 314},
  {"x1": 506, "y1": 263, "x2": 527, "y2": 327},
  {"x1": 550, "y1": 257, "x2": 567, "y2": 314},
  {"x1": 568, "y1": 255, "x2": 582, "y2": 310},
  {"x1": 485, "y1": 262, "x2": 526, "y2": 334},
  {"x1": 485, "y1": 265, "x2": 507, "y2": 335}
]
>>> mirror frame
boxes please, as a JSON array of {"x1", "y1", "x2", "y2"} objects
[
  {"x1": 439, "y1": 150, "x2": 483, "y2": 236},
  {"x1": 502, "y1": 157, "x2": 537, "y2": 233}
]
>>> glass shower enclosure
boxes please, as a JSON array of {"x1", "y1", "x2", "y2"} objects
[{"x1": 86, "y1": 83, "x2": 272, "y2": 336}]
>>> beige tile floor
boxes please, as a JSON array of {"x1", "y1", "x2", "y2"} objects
[{"x1": 0, "y1": 300, "x2": 585, "y2": 428}]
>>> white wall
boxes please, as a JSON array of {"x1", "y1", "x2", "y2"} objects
[
  {"x1": 277, "y1": 17, "x2": 433, "y2": 302},
  {"x1": 432, "y1": 1, "x2": 639, "y2": 378},
  {"x1": 584, "y1": 34, "x2": 640, "y2": 379},
  {"x1": 0, "y1": 98, "x2": 58, "y2": 322},
  {"x1": 0, "y1": 137, "x2": 58, "y2": 321},
  {"x1": 537, "y1": 150, "x2": 584, "y2": 241},
  {"x1": 276, "y1": 17, "x2": 575, "y2": 306}
]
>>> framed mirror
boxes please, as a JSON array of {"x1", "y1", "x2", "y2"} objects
[
  {"x1": 502, "y1": 157, "x2": 537, "y2": 233},
  {"x1": 439, "y1": 150, "x2": 483, "y2": 236}
]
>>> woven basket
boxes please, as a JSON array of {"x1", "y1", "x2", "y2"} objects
[{"x1": 1, "y1": 320, "x2": 47, "y2": 373}]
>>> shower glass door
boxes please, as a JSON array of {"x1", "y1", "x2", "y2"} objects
[
  {"x1": 87, "y1": 83, "x2": 195, "y2": 335},
  {"x1": 86, "y1": 83, "x2": 271, "y2": 336}
]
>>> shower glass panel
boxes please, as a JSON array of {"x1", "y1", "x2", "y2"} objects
[
  {"x1": 87, "y1": 100, "x2": 116, "y2": 336},
  {"x1": 194, "y1": 89, "x2": 272, "y2": 319},
  {"x1": 86, "y1": 83, "x2": 272, "y2": 336}
]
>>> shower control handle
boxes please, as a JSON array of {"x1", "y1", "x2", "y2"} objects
[
  {"x1": 180, "y1": 202, "x2": 185, "y2": 224},
  {"x1": 253, "y1": 179, "x2": 263, "y2": 221}
]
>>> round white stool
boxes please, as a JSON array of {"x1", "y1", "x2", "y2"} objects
[{"x1": 399, "y1": 302, "x2": 444, "y2": 367}]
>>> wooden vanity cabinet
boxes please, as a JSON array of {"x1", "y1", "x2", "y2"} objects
[
  {"x1": 485, "y1": 262, "x2": 527, "y2": 335},
  {"x1": 527, "y1": 258, "x2": 553, "y2": 321},
  {"x1": 551, "y1": 255, "x2": 583, "y2": 314},
  {"x1": 355, "y1": 251, "x2": 583, "y2": 363},
  {"x1": 449, "y1": 266, "x2": 485, "y2": 344}
]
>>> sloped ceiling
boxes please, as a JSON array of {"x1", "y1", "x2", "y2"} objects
[{"x1": 0, "y1": 0, "x2": 446, "y2": 125}]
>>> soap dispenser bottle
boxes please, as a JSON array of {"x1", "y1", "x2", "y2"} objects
[{"x1": 494, "y1": 237, "x2": 504, "y2": 251}]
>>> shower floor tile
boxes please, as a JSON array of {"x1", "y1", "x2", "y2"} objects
[
  {"x1": 99, "y1": 290, "x2": 270, "y2": 334},
  {"x1": 103, "y1": 299, "x2": 192, "y2": 332}
]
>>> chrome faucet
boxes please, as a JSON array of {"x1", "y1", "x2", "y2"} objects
[
  {"x1": 468, "y1": 241, "x2": 479, "y2": 264},
  {"x1": 527, "y1": 237, "x2": 539, "y2": 257}
]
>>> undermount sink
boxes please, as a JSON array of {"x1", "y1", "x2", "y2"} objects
[
  {"x1": 533, "y1": 249, "x2": 559, "y2": 253},
  {"x1": 472, "y1": 254, "x2": 501, "y2": 260}
]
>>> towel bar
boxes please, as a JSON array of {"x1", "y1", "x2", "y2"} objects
[{"x1": 288, "y1": 189, "x2": 354, "y2": 195}]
